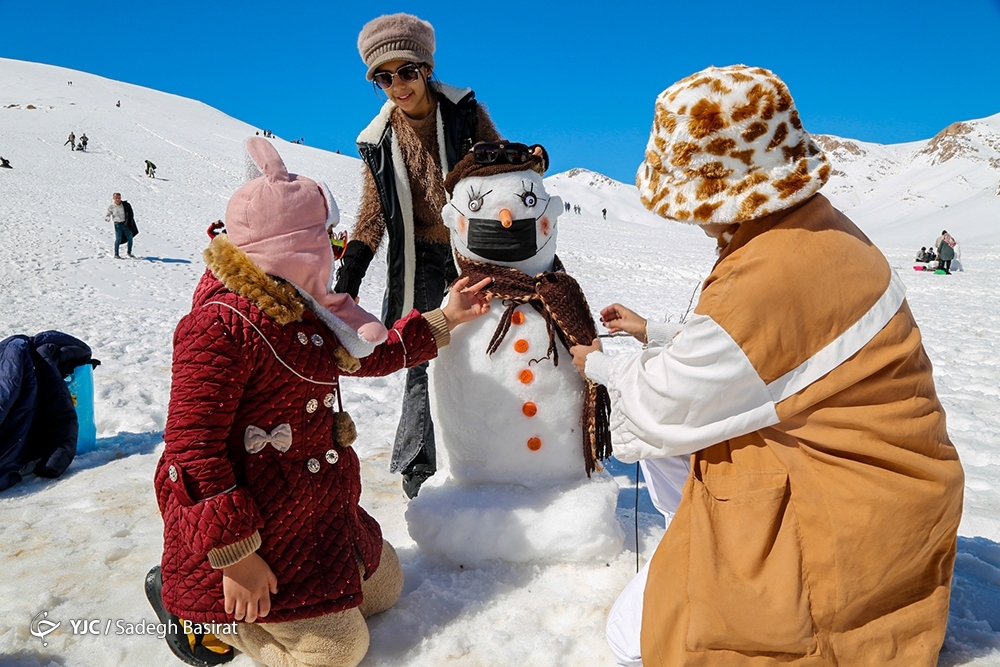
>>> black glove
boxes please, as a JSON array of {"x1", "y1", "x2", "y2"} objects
[{"x1": 334, "y1": 240, "x2": 375, "y2": 299}]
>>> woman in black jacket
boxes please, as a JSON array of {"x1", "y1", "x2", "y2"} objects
[{"x1": 336, "y1": 13, "x2": 502, "y2": 497}]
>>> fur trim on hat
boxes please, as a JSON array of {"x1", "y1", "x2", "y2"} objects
[
  {"x1": 444, "y1": 146, "x2": 546, "y2": 197},
  {"x1": 637, "y1": 65, "x2": 830, "y2": 225},
  {"x1": 358, "y1": 13, "x2": 435, "y2": 81}
]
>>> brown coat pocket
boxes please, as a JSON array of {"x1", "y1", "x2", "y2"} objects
[{"x1": 686, "y1": 470, "x2": 816, "y2": 655}]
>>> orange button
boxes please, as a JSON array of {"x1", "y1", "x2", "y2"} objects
[
  {"x1": 522, "y1": 402, "x2": 537, "y2": 417},
  {"x1": 514, "y1": 339, "x2": 529, "y2": 353},
  {"x1": 527, "y1": 437, "x2": 542, "y2": 451},
  {"x1": 511, "y1": 311, "x2": 525, "y2": 325},
  {"x1": 519, "y1": 369, "x2": 533, "y2": 384}
]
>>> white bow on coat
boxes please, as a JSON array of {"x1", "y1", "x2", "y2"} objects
[{"x1": 244, "y1": 423, "x2": 293, "y2": 454}]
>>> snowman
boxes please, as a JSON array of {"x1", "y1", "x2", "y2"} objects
[{"x1": 405, "y1": 142, "x2": 624, "y2": 564}]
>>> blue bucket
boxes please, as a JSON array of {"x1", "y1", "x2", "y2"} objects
[{"x1": 66, "y1": 364, "x2": 98, "y2": 453}]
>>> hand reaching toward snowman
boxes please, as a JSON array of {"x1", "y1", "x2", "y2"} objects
[
  {"x1": 599, "y1": 303, "x2": 647, "y2": 343},
  {"x1": 441, "y1": 276, "x2": 493, "y2": 330},
  {"x1": 570, "y1": 303, "x2": 648, "y2": 378}
]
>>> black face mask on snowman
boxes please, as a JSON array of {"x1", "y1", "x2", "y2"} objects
[
  {"x1": 461, "y1": 191, "x2": 554, "y2": 263},
  {"x1": 466, "y1": 216, "x2": 538, "y2": 262}
]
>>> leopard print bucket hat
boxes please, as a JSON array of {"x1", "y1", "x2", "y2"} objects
[{"x1": 637, "y1": 65, "x2": 830, "y2": 225}]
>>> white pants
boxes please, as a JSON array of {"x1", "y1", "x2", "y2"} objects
[{"x1": 607, "y1": 456, "x2": 689, "y2": 667}]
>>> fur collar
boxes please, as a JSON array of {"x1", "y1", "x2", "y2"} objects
[
  {"x1": 357, "y1": 81, "x2": 472, "y2": 145},
  {"x1": 203, "y1": 234, "x2": 304, "y2": 325},
  {"x1": 202, "y1": 235, "x2": 366, "y2": 370}
]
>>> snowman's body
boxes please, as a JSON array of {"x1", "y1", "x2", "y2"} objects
[
  {"x1": 405, "y1": 158, "x2": 623, "y2": 564},
  {"x1": 432, "y1": 300, "x2": 587, "y2": 486}
]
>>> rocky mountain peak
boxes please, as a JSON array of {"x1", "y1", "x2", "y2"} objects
[{"x1": 919, "y1": 121, "x2": 977, "y2": 164}]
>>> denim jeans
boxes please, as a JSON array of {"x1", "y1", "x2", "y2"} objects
[
  {"x1": 389, "y1": 240, "x2": 456, "y2": 474},
  {"x1": 114, "y1": 222, "x2": 134, "y2": 256}
]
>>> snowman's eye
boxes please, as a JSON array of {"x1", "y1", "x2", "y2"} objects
[
  {"x1": 519, "y1": 191, "x2": 537, "y2": 207},
  {"x1": 466, "y1": 186, "x2": 491, "y2": 213}
]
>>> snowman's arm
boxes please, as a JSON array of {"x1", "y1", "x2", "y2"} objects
[{"x1": 346, "y1": 308, "x2": 446, "y2": 377}]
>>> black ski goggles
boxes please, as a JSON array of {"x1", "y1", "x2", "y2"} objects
[
  {"x1": 472, "y1": 142, "x2": 533, "y2": 166},
  {"x1": 372, "y1": 63, "x2": 423, "y2": 90}
]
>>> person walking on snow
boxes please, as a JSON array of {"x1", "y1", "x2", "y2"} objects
[
  {"x1": 570, "y1": 65, "x2": 963, "y2": 667},
  {"x1": 78, "y1": 134, "x2": 88, "y2": 151},
  {"x1": 146, "y1": 137, "x2": 491, "y2": 667},
  {"x1": 602, "y1": 207, "x2": 607, "y2": 219},
  {"x1": 334, "y1": 12, "x2": 504, "y2": 498},
  {"x1": 145, "y1": 159, "x2": 157, "y2": 178},
  {"x1": 64, "y1": 132, "x2": 75, "y2": 148},
  {"x1": 105, "y1": 192, "x2": 136, "y2": 258}
]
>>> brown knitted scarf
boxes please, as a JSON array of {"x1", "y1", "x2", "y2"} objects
[{"x1": 455, "y1": 253, "x2": 612, "y2": 476}]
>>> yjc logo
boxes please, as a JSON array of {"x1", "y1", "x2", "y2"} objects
[{"x1": 30, "y1": 611, "x2": 60, "y2": 647}]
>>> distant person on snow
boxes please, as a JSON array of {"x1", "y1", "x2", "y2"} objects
[
  {"x1": 565, "y1": 201, "x2": 571, "y2": 212},
  {"x1": 571, "y1": 65, "x2": 963, "y2": 667},
  {"x1": 602, "y1": 207, "x2": 607, "y2": 219},
  {"x1": 64, "y1": 132, "x2": 75, "y2": 148},
  {"x1": 145, "y1": 160, "x2": 156, "y2": 178},
  {"x1": 916, "y1": 246, "x2": 930, "y2": 262},
  {"x1": 116, "y1": 100, "x2": 121, "y2": 107},
  {"x1": 105, "y1": 192, "x2": 137, "y2": 259},
  {"x1": 78, "y1": 134, "x2": 88, "y2": 151},
  {"x1": 935, "y1": 229, "x2": 957, "y2": 274},
  {"x1": 0, "y1": 156, "x2": 11, "y2": 169}
]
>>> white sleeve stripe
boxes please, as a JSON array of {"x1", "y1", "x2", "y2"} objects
[
  {"x1": 608, "y1": 314, "x2": 779, "y2": 462},
  {"x1": 766, "y1": 270, "x2": 906, "y2": 404}
]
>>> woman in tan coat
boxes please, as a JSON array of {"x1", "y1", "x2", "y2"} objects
[{"x1": 572, "y1": 65, "x2": 964, "y2": 667}]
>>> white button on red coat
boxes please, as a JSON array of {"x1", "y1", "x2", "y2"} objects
[{"x1": 307, "y1": 458, "x2": 320, "y2": 473}]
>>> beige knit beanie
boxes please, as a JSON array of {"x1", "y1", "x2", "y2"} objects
[
  {"x1": 357, "y1": 13, "x2": 435, "y2": 81},
  {"x1": 637, "y1": 65, "x2": 830, "y2": 225}
]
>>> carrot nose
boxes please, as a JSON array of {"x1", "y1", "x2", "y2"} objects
[{"x1": 499, "y1": 209, "x2": 513, "y2": 228}]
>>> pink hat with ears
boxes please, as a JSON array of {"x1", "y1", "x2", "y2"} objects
[{"x1": 225, "y1": 138, "x2": 387, "y2": 356}]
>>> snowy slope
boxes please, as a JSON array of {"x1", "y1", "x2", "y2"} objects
[
  {"x1": 1, "y1": 58, "x2": 998, "y2": 667},
  {"x1": 815, "y1": 114, "x2": 1000, "y2": 248}
]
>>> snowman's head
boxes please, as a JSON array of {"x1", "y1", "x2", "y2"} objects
[{"x1": 442, "y1": 143, "x2": 562, "y2": 276}]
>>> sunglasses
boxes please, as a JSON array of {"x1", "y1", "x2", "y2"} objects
[
  {"x1": 472, "y1": 142, "x2": 533, "y2": 166},
  {"x1": 372, "y1": 63, "x2": 423, "y2": 90}
]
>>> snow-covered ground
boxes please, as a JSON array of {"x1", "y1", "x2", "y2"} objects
[{"x1": 1, "y1": 58, "x2": 998, "y2": 667}]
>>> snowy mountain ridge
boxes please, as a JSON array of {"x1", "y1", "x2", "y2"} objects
[{"x1": 812, "y1": 112, "x2": 1000, "y2": 247}]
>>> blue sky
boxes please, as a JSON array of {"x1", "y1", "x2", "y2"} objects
[{"x1": 3, "y1": 0, "x2": 999, "y2": 182}]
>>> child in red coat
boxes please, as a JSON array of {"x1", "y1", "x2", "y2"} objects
[{"x1": 146, "y1": 138, "x2": 489, "y2": 667}]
